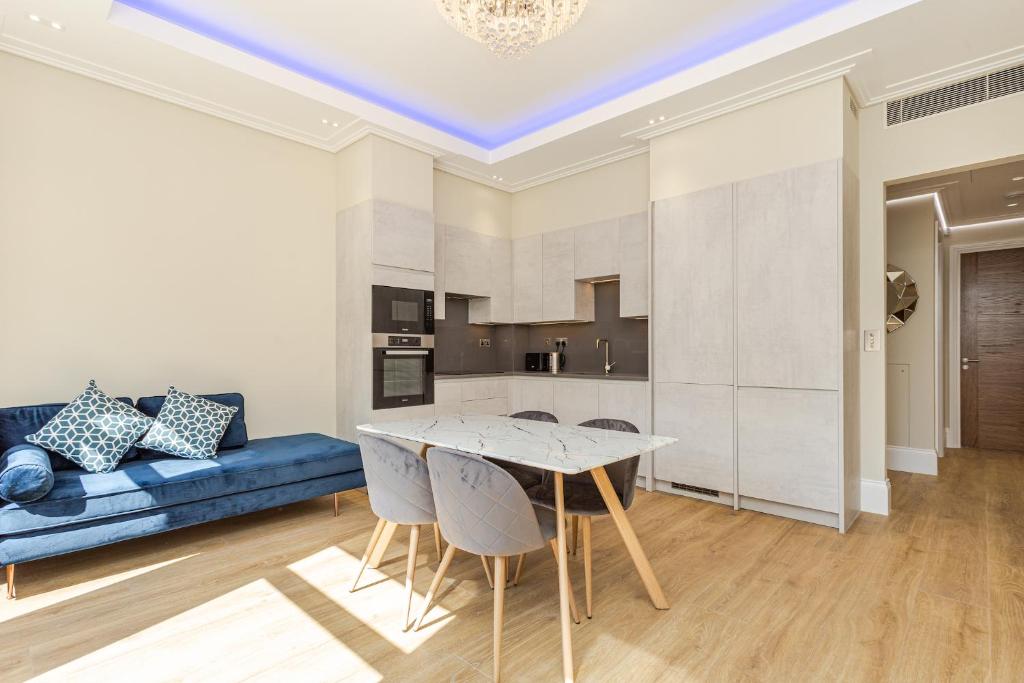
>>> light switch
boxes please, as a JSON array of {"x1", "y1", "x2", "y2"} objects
[{"x1": 864, "y1": 329, "x2": 881, "y2": 352}]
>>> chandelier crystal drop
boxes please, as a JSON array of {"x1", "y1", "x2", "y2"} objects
[{"x1": 436, "y1": 0, "x2": 588, "y2": 59}]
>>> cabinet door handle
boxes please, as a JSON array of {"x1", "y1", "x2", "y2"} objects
[{"x1": 961, "y1": 358, "x2": 980, "y2": 363}]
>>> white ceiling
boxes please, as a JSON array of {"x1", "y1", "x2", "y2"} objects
[
  {"x1": 889, "y1": 158, "x2": 1024, "y2": 229},
  {"x1": 2, "y1": 0, "x2": 1023, "y2": 191}
]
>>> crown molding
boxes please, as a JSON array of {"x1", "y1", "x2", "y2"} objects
[
  {"x1": 330, "y1": 123, "x2": 448, "y2": 158},
  {"x1": 0, "y1": 31, "x2": 353, "y2": 151},
  {"x1": 862, "y1": 43, "x2": 1024, "y2": 106},
  {"x1": 626, "y1": 51, "x2": 869, "y2": 141}
]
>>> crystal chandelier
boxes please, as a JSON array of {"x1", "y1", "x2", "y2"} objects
[{"x1": 436, "y1": 0, "x2": 588, "y2": 59}]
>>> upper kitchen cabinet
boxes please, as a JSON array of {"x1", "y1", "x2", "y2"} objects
[
  {"x1": 653, "y1": 186, "x2": 733, "y2": 385},
  {"x1": 574, "y1": 218, "x2": 619, "y2": 281},
  {"x1": 542, "y1": 229, "x2": 594, "y2": 322},
  {"x1": 513, "y1": 234, "x2": 543, "y2": 323},
  {"x1": 371, "y1": 200, "x2": 434, "y2": 273},
  {"x1": 444, "y1": 225, "x2": 490, "y2": 297},
  {"x1": 468, "y1": 235, "x2": 514, "y2": 324},
  {"x1": 618, "y1": 211, "x2": 649, "y2": 318},
  {"x1": 736, "y1": 160, "x2": 839, "y2": 391}
]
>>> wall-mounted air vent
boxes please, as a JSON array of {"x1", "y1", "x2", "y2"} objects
[
  {"x1": 670, "y1": 482, "x2": 719, "y2": 497},
  {"x1": 886, "y1": 63, "x2": 1024, "y2": 126}
]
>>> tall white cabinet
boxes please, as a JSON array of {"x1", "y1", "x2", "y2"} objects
[{"x1": 652, "y1": 159, "x2": 858, "y2": 530}]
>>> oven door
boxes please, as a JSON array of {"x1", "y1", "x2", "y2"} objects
[
  {"x1": 372, "y1": 286, "x2": 434, "y2": 335},
  {"x1": 372, "y1": 347, "x2": 434, "y2": 410}
]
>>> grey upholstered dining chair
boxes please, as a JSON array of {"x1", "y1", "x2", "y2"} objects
[
  {"x1": 495, "y1": 410, "x2": 558, "y2": 489},
  {"x1": 414, "y1": 446, "x2": 580, "y2": 681},
  {"x1": 352, "y1": 434, "x2": 437, "y2": 631},
  {"x1": 527, "y1": 418, "x2": 641, "y2": 619}
]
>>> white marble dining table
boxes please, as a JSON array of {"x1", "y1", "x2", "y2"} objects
[{"x1": 356, "y1": 414, "x2": 677, "y2": 682}]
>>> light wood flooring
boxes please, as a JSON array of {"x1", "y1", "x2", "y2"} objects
[{"x1": 1, "y1": 448, "x2": 1022, "y2": 681}]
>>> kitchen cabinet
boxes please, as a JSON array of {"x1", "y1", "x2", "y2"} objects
[
  {"x1": 574, "y1": 218, "x2": 619, "y2": 281},
  {"x1": 653, "y1": 382, "x2": 733, "y2": 494},
  {"x1": 468, "y1": 235, "x2": 514, "y2": 323},
  {"x1": 736, "y1": 161, "x2": 839, "y2": 391},
  {"x1": 737, "y1": 387, "x2": 838, "y2": 512},
  {"x1": 444, "y1": 225, "x2": 490, "y2": 297},
  {"x1": 552, "y1": 380, "x2": 600, "y2": 427},
  {"x1": 371, "y1": 200, "x2": 434, "y2": 273},
  {"x1": 542, "y1": 229, "x2": 594, "y2": 322},
  {"x1": 618, "y1": 211, "x2": 649, "y2": 318},
  {"x1": 508, "y1": 376, "x2": 555, "y2": 414},
  {"x1": 653, "y1": 185, "x2": 733, "y2": 385},
  {"x1": 434, "y1": 378, "x2": 509, "y2": 417},
  {"x1": 513, "y1": 235, "x2": 543, "y2": 323}
]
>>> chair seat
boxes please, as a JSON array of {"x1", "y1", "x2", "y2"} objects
[
  {"x1": 492, "y1": 461, "x2": 545, "y2": 490},
  {"x1": 526, "y1": 477, "x2": 614, "y2": 517},
  {"x1": 1, "y1": 434, "x2": 361, "y2": 535}
]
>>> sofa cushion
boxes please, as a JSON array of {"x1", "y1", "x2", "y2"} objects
[
  {"x1": 0, "y1": 433, "x2": 361, "y2": 535},
  {"x1": 135, "y1": 392, "x2": 247, "y2": 450},
  {"x1": 0, "y1": 445, "x2": 54, "y2": 504},
  {"x1": 1, "y1": 397, "x2": 140, "y2": 471},
  {"x1": 137, "y1": 387, "x2": 239, "y2": 460}
]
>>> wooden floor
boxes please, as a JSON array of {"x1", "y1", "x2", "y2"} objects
[{"x1": 2, "y1": 448, "x2": 1022, "y2": 682}]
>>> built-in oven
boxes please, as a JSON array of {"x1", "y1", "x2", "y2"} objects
[
  {"x1": 372, "y1": 286, "x2": 434, "y2": 336},
  {"x1": 372, "y1": 334, "x2": 434, "y2": 410}
]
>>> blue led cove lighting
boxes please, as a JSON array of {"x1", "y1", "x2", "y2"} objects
[{"x1": 114, "y1": 0, "x2": 854, "y2": 150}]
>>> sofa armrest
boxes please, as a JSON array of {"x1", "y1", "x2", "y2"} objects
[{"x1": 0, "y1": 445, "x2": 55, "y2": 504}]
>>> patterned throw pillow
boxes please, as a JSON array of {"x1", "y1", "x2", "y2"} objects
[
  {"x1": 25, "y1": 380, "x2": 154, "y2": 474},
  {"x1": 137, "y1": 387, "x2": 239, "y2": 459}
]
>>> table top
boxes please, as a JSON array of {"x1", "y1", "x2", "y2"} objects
[{"x1": 356, "y1": 415, "x2": 677, "y2": 474}]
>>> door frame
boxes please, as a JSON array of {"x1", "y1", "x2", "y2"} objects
[{"x1": 946, "y1": 237, "x2": 1024, "y2": 448}]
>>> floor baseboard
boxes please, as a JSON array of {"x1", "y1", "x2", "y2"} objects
[
  {"x1": 860, "y1": 478, "x2": 891, "y2": 515},
  {"x1": 886, "y1": 445, "x2": 938, "y2": 475}
]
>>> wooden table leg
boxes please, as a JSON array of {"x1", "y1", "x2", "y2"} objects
[
  {"x1": 367, "y1": 521, "x2": 398, "y2": 569},
  {"x1": 590, "y1": 466, "x2": 669, "y2": 610},
  {"x1": 554, "y1": 472, "x2": 575, "y2": 682}
]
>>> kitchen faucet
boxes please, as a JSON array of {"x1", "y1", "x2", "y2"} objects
[{"x1": 596, "y1": 338, "x2": 615, "y2": 375}]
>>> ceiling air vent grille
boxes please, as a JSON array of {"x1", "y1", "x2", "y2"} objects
[{"x1": 886, "y1": 63, "x2": 1024, "y2": 126}]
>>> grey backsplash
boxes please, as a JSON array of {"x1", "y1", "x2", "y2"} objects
[{"x1": 435, "y1": 281, "x2": 648, "y2": 376}]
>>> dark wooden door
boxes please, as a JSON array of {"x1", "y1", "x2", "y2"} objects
[{"x1": 960, "y1": 247, "x2": 1024, "y2": 450}]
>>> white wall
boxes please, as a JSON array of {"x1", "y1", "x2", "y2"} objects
[
  {"x1": 0, "y1": 53, "x2": 338, "y2": 437},
  {"x1": 885, "y1": 198, "x2": 937, "y2": 452},
  {"x1": 512, "y1": 153, "x2": 649, "y2": 237},
  {"x1": 858, "y1": 92, "x2": 1024, "y2": 482},
  {"x1": 434, "y1": 170, "x2": 513, "y2": 237}
]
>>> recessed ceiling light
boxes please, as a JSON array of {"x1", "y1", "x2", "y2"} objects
[
  {"x1": 648, "y1": 119, "x2": 655, "y2": 125},
  {"x1": 1009, "y1": 203, "x2": 1020, "y2": 208},
  {"x1": 331, "y1": 121, "x2": 339, "y2": 127},
  {"x1": 498, "y1": 177, "x2": 504, "y2": 181},
  {"x1": 492, "y1": 175, "x2": 498, "y2": 180},
  {"x1": 1013, "y1": 176, "x2": 1024, "y2": 182},
  {"x1": 659, "y1": 115, "x2": 665, "y2": 121},
  {"x1": 50, "y1": 21, "x2": 63, "y2": 30},
  {"x1": 28, "y1": 14, "x2": 41, "y2": 22},
  {"x1": 321, "y1": 118, "x2": 328, "y2": 124}
]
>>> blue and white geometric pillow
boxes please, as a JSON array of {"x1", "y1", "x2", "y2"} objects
[
  {"x1": 26, "y1": 380, "x2": 154, "y2": 474},
  {"x1": 136, "y1": 387, "x2": 239, "y2": 460}
]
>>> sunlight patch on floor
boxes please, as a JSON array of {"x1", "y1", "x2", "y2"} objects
[
  {"x1": 285, "y1": 546, "x2": 453, "y2": 655},
  {"x1": 32, "y1": 578, "x2": 380, "y2": 683},
  {"x1": 0, "y1": 554, "x2": 200, "y2": 623}
]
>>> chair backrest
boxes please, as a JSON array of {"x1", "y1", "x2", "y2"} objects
[
  {"x1": 577, "y1": 418, "x2": 642, "y2": 510},
  {"x1": 358, "y1": 434, "x2": 436, "y2": 525},
  {"x1": 509, "y1": 410, "x2": 558, "y2": 423},
  {"x1": 426, "y1": 447, "x2": 547, "y2": 557}
]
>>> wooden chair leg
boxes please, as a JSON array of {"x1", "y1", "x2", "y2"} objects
[
  {"x1": 333, "y1": 492, "x2": 341, "y2": 517},
  {"x1": 413, "y1": 544, "x2": 457, "y2": 631},
  {"x1": 5, "y1": 564, "x2": 14, "y2": 600},
  {"x1": 493, "y1": 556, "x2": 507, "y2": 682},
  {"x1": 481, "y1": 555, "x2": 494, "y2": 589},
  {"x1": 351, "y1": 518, "x2": 387, "y2": 592},
  {"x1": 572, "y1": 515, "x2": 579, "y2": 556},
  {"x1": 513, "y1": 554, "x2": 526, "y2": 586},
  {"x1": 403, "y1": 525, "x2": 420, "y2": 631},
  {"x1": 549, "y1": 540, "x2": 581, "y2": 624},
  {"x1": 582, "y1": 517, "x2": 593, "y2": 618},
  {"x1": 433, "y1": 523, "x2": 443, "y2": 563}
]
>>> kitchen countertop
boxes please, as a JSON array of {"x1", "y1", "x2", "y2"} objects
[{"x1": 435, "y1": 372, "x2": 648, "y2": 382}]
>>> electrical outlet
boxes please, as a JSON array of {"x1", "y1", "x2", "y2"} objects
[
  {"x1": 864, "y1": 329, "x2": 881, "y2": 352},
  {"x1": 479, "y1": 338, "x2": 491, "y2": 348},
  {"x1": 544, "y1": 337, "x2": 552, "y2": 345}
]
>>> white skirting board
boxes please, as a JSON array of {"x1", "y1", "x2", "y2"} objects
[
  {"x1": 886, "y1": 446, "x2": 938, "y2": 475},
  {"x1": 860, "y1": 478, "x2": 891, "y2": 515}
]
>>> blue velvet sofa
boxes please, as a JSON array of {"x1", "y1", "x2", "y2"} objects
[{"x1": 0, "y1": 396, "x2": 365, "y2": 598}]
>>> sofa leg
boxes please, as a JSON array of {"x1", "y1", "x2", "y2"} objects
[
  {"x1": 334, "y1": 493, "x2": 340, "y2": 517},
  {"x1": 5, "y1": 564, "x2": 14, "y2": 600}
]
